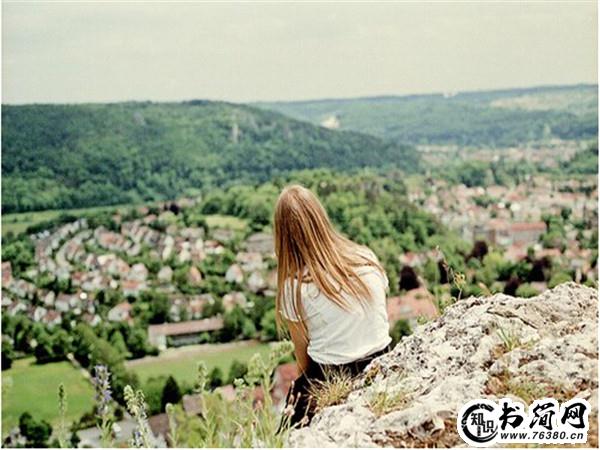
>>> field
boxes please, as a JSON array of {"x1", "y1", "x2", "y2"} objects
[
  {"x1": 2, "y1": 203, "x2": 247, "y2": 237},
  {"x1": 204, "y1": 214, "x2": 248, "y2": 231},
  {"x1": 2, "y1": 204, "x2": 136, "y2": 236},
  {"x1": 126, "y1": 341, "x2": 271, "y2": 386},
  {"x1": 2, "y1": 342, "x2": 272, "y2": 437},
  {"x1": 1, "y1": 357, "x2": 95, "y2": 437}
]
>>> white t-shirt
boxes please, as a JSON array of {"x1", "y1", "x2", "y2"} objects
[{"x1": 280, "y1": 252, "x2": 392, "y2": 365}]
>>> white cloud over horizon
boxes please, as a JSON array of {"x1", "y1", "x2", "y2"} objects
[{"x1": 2, "y1": 1, "x2": 597, "y2": 104}]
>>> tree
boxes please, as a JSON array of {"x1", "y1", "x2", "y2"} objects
[
  {"x1": 126, "y1": 326, "x2": 153, "y2": 358},
  {"x1": 208, "y1": 367, "x2": 224, "y2": 390},
  {"x1": 515, "y1": 283, "x2": 539, "y2": 298},
  {"x1": 19, "y1": 412, "x2": 53, "y2": 448},
  {"x1": 548, "y1": 272, "x2": 572, "y2": 289},
  {"x1": 469, "y1": 241, "x2": 489, "y2": 261},
  {"x1": 109, "y1": 330, "x2": 131, "y2": 359},
  {"x1": 259, "y1": 309, "x2": 278, "y2": 342},
  {"x1": 390, "y1": 320, "x2": 412, "y2": 346},
  {"x1": 161, "y1": 376, "x2": 182, "y2": 412},
  {"x1": 2, "y1": 338, "x2": 14, "y2": 370},
  {"x1": 227, "y1": 360, "x2": 248, "y2": 384},
  {"x1": 222, "y1": 307, "x2": 256, "y2": 341},
  {"x1": 399, "y1": 266, "x2": 420, "y2": 291},
  {"x1": 145, "y1": 291, "x2": 170, "y2": 324},
  {"x1": 34, "y1": 331, "x2": 55, "y2": 364},
  {"x1": 503, "y1": 275, "x2": 521, "y2": 296}
]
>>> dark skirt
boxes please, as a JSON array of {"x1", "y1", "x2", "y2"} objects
[{"x1": 282, "y1": 345, "x2": 390, "y2": 429}]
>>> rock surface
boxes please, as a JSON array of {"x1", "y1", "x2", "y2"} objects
[{"x1": 288, "y1": 283, "x2": 598, "y2": 447}]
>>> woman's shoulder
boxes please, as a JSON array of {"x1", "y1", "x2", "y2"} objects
[{"x1": 354, "y1": 246, "x2": 389, "y2": 289}]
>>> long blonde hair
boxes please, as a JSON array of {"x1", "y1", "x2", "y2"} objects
[{"x1": 274, "y1": 184, "x2": 384, "y2": 340}]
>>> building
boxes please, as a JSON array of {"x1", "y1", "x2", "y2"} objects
[
  {"x1": 271, "y1": 362, "x2": 299, "y2": 409},
  {"x1": 387, "y1": 287, "x2": 439, "y2": 327},
  {"x1": 2, "y1": 261, "x2": 13, "y2": 286},
  {"x1": 148, "y1": 317, "x2": 224, "y2": 350},
  {"x1": 108, "y1": 302, "x2": 133, "y2": 323},
  {"x1": 244, "y1": 232, "x2": 274, "y2": 255},
  {"x1": 509, "y1": 222, "x2": 547, "y2": 246}
]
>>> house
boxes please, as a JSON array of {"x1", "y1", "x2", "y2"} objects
[
  {"x1": 122, "y1": 279, "x2": 146, "y2": 298},
  {"x1": 236, "y1": 252, "x2": 264, "y2": 272},
  {"x1": 398, "y1": 252, "x2": 425, "y2": 268},
  {"x1": 129, "y1": 263, "x2": 149, "y2": 282},
  {"x1": 244, "y1": 232, "x2": 274, "y2": 255},
  {"x1": 504, "y1": 243, "x2": 528, "y2": 263},
  {"x1": 212, "y1": 228, "x2": 235, "y2": 244},
  {"x1": 81, "y1": 273, "x2": 107, "y2": 292},
  {"x1": 82, "y1": 313, "x2": 102, "y2": 327},
  {"x1": 36, "y1": 289, "x2": 55, "y2": 307},
  {"x1": 108, "y1": 302, "x2": 133, "y2": 322},
  {"x1": 148, "y1": 317, "x2": 224, "y2": 350},
  {"x1": 55, "y1": 294, "x2": 72, "y2": 313},
  {"x1": 204, "y1": 240, "x2": 225, "y2": 255},
  {"x1": 182, "y1": 394, "x2": 204, "y2": 416},
  {"x1": 187, "y1": 266, "x2": 203, "y2": 285},
  {"x1": 247, "y1": 271, "x2": 266, "y2": 293},
  {"x1": 8, "y1": 279, "x2": 36, "y2": 299},
  {"x1": 2, "y1": 261, "x2": 13, "y2": 286},
  {"x1": 33, "y1": 306, "x2": 47, "y2": 322},
  {"x1": 509, "y1": 222, "x2": 547, "y2": 246},
  {"x1": 483, "y1": 219, "x2": 511, "y2": 246},
  {"x1": 222, "y1": 292, "x2": 247, "y2": 312},
  {"x1": 42, "y1": 310, "x2": 62, "y2": 328},
  {"x1": 177, "y1": 247, "x2": 191, "y2": 264},
  {"x1": 7, "y1": 300, "x2": 27, "y2": 316},
  {"x1": 157, "y1": 266, "x2": 173, "y2": 283},
  {"x1": 225, "y1": 264, "x2": 244, "y2": 284},
  {"x1": 190, "y1": 294, "x2": 212, "y2": 318},
  {"x1": 387, "y1": 287, "x2": 439, "y2": 327},
  {"x1": 271, "y1": 362, "x2": 299, "y2": 408},
  {"x1": 1, "y1": 293, "x2": 13, "y2": 307},
  {"x1": 147, "y1": 414, "x2": 169, "y2": 447},
  {"x1": 180, "y1": 227, "x2": 204, "y2": 240},
  {"x1": 215, "y1": 385, "x2": 236, "y2": 402}
]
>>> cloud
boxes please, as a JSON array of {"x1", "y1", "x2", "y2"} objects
[{"x1": 2, "y1": 1, "x2": 597, "y2": 104}]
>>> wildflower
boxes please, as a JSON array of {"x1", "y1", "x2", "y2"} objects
[
  {"x1": 246, "y1": 353, "x2": 266, "y2": 385},
  {"x1": 92, "y1": 365, "x2": 112, "y2": 417},
  {"x1": 124, "y1": 385, "x2": 154, "y2": 448},
  {"x1": 194, "y1": 361, "x2": 209, "y2": 393},
  {"x1": 92, "y1": 365, "x2": 114, "y2": 447},
  {"x1": 57, "y1": 383, "x2": 68, "y2": 448}
]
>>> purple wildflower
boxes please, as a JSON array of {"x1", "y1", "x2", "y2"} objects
[{"x1": 92, "y1": 365, "x2": 113, "y2": 417}]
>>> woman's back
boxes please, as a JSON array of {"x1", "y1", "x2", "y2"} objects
[
  {"x1": 274, "y1": 185, "x2": 392, "y2": 427},
  {"x1": 281, "y1": 248, "x2": 391, "y2": 364}
]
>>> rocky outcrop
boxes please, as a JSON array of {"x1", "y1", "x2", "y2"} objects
[{"x1": 288, "y1": 283, "x2": 598, "y2": 447}]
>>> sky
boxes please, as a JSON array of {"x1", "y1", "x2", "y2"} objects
[{"x1": 2, "y1": 1, "x2": 597, "y2": 104}]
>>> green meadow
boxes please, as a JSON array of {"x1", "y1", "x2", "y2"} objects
[
  {"x1": 2, "y1": 204, "x2": 135, "y2": 237},
  {"x1": 1, "y1": 358, "x2": 95, "y2": 437},
  {"x1": 2, "y1": 204, "x2": 247, "y2": 237},
  {"x1": 126, "y1": 341, "x2": 271, "y2": 386},
  {"x1": 2, "y1": 342, "x2": 272, "y2": 438}
]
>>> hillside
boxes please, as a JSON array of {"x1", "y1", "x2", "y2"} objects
[
  {"x1": 288, "y1": 283, "x2": 598, "y2": 447},
  {"x1": 257, "y1": 84, "x2": 598, "y2": 147},
  {"x1": 1, "y1": 101, "x2": 418, "y2": 213}
]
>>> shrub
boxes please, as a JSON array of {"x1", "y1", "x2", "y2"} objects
[
  {"x1": 515, "y1": 283, "x2": 539, "y2": 298},
  {"x1": 548, "y1": 272, "x2": 572, "y2": 289}
]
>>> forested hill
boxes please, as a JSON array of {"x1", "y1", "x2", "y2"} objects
[
  {"x1": 257, "y1": 84, "x2": 598, "y2": 147},
  {"x1": 1, "y1": 101, "x2": 418, "y2": 213}
]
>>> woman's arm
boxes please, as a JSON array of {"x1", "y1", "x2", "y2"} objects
[{"x1": 286, "y1": 320, "x2": 310, "y2": 374}]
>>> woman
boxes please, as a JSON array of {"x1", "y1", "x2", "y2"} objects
[{"x1": 274, "y1": 184, "x2": 391, "y2": 428}]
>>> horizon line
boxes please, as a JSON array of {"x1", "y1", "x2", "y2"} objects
[{"x1": 1, "y1": 81, "x2": 597, "y2": 107}]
